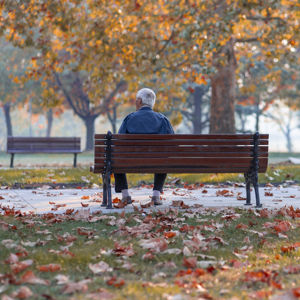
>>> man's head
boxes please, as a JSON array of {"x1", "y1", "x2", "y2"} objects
[{"x1": 136, "y1": 88, "x2": 156, "y2": 110}]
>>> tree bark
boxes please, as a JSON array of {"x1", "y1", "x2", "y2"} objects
[
  {"x1": 46, "y1": 108, "x2": 53, "y2": 137},
  {"x1": 210, "y1": 39, "x2": 237, "y2": 133},
  {"x1": 84, "y1": 115, "x2": 96, "y2": 151},
  {"x1": 3, "y1": 103, "x2": 13, "y2": 137}
]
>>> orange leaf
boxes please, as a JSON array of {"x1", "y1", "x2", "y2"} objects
[
  {"x1": 112, "y1": 197, "x2": 121, "y2": 203},
  {"x1": 164, "y1": 232, "x2": 176, "y2": 239},
  {"x1": 81, "y1": 196, "x2": 89, "y2": 200},
  {"x1": 38, "y1": 263, "x2": 61, "y2": 272},
  {"x1": 81, "y1": 202, "x2": 89, "y2": 207},
  {"x1": 274, "y1": 221, "x2": 291, "y2": 233}
]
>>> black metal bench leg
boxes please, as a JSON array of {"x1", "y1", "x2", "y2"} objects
[
  {"x1": 10, "y1": 153, "x2": 15, "y2": 168},
  {"x1": 73, "y1": 153, "x2": 77, "y2": 168},
  {"x1": 254, "y1": 174, "x2": 262, "y2": 208},
  {"x1": 102, "y1": 174, "x2": 107, "y2": 207},
  {"x1": 245, "y1": 181, "x2": 251, "y2": 205},
  {"x1": 244, "y1": 173, "x2": 251, "y2": 206},
  {"x1": 106, "y1": 172, "x2": 112, "y2": 209}
]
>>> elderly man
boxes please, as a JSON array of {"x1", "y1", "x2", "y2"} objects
[{"x1": 114, "y1": 88, "x2": 174, "y2": 205}]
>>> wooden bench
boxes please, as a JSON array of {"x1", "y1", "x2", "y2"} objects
[
  {"x1": 7, "y1": 137, "x2": 81, "y2": 168},
  {"x1": 91, "y1": 131, "x2": 269, "y2": 209}
]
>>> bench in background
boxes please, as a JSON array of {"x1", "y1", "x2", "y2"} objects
[
  {"x1": 91, "y1": 132, "x2": 269, "y2": 209},
  {"x1": 7, "y1": 137, "x2": 81, "y2": 168}
]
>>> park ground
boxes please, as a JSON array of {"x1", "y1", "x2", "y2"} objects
[{"x1": 0, "y1": 152, "x2": 299, "y2": 300}]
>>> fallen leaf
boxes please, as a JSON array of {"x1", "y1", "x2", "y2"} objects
[
  {"x1": 164, "y1": 232, "x2": 176, "y2": 239},
  {"x1": 38, "y1": 264, "x2": 61, "y2": 272},
  {"x1": 89, "y1": 261, "x2": 113, "y2": 274},
  {"x1": 11, "y1": 260, "x2": 33, "y2": 274},
  {"x1": 5, "y1": 253, "x2": 19, "y2": 264},
  {"x1": 183, "y1": 257, "x2": 197, "y2": 269},
  {"x1": 62, "y1": 279, "x2": 91, "y2": 294},
  {"x1": 12, "y1": 286, "x2": 33, "y2": 299},
  {"x1": 21, "y1": 271, "x2": 49, "y2": 285},
  {"x1": 274, "y1": 221, "x2": 291, "y2": 233},
  {"x1": 106, "y1": 276, "x2": 125, "y2": 288}
]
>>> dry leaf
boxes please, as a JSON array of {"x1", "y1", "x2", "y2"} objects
[
  {"x1": 89, "y1": 261, "x2": 113, "y2": 274},
  {"x1": 21, "y1": 270, "x2": 49, "y2": 285}
]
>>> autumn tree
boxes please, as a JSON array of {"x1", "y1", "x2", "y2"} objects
[{"x1": 1, "y1": 0, "x2": 298, "y2": 136}]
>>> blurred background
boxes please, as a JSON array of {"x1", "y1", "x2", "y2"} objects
[{"x1": 0, "y1": 0, "x2": 299, "y2": 167}]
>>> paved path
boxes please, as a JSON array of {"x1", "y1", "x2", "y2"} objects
[{"x1": 0, "y1": 183, "x2": 299, "y2": 215}]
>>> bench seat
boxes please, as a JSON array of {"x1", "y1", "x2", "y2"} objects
[{"x1": 7, "y1": 137, "x2": 81, "y2": 167}]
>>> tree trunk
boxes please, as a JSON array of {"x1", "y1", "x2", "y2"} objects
[
  {"x1": 3, "y1": 103, "x2": 13, "y2": 136},
  {"x1": 46, "y1": 108, "x2": 53, "y2": 137},
  {"x1": 286, "y1": 126, "x2": 293, "y2": 153},
  {"x1": 192, "y1": 86, "x2": 204, "y2": 134},
  {"x1": 107, "y1": 105, "x2": 118, "y2": 134},
  {"x1": 210, "y1": 39, "x2": 237, "y2": 133},
  {"x1": 84, "y1": 116, "x2": 96, "y2": 151},
  {"x1": 255, "y1": 95, "x2": 260, "y2": 132}
]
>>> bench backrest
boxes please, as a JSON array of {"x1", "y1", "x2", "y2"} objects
[
  {"x1": 93, "y1": 133, "x2": 269, "y2": 174},
  {"x1": 7, "y1": 137, "x2": 81, "y2": 153}
]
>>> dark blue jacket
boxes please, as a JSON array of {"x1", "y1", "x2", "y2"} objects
[{"x1": 118, "y1": 106, "x2": 174, "y2": 134}]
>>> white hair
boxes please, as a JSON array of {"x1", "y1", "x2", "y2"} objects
[{"x1": 136, "y1": 88, "x2": 156, "y2": 108}]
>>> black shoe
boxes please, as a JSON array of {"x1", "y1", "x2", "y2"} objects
[
  {"x1": 122, "y1": 196, "x2": 132, "y2": 205},
  {"x1": 151, "y1": 196, "x2": 162, "y2": 205}
]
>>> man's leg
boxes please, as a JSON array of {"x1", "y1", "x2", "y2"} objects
[
  {"x1": 152, "y1": 173, "x2": 167, "y2": 205},
  {"x1": 114, "y1": 173, "x2": 132, "y2": 204}
]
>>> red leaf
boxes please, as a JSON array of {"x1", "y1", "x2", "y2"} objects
[
  {"x1": 292, "y1": 287, "x2": 300, "y2": 297},
  {"x1": 81, "y1": 202, "x2": 89, "y2": 207},
  {"x1": 106, "y1": 276, "x2": 125, "y2": 288},
  {"x1": 11, "y1": 260, "x2": 33, "y2": 274},
  {"x1": 264, "y1": 192, "x2": 273, "y2": 196},
  {"x1": 183, "y1": 257, "x2": 197, "y2": 269}
]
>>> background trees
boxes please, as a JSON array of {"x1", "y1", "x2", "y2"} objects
[{"x1": 0, "y1": 0, "x2": 299, "y2": 150}]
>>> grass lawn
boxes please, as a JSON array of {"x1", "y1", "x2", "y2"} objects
[
  {"x1": 0, "y1": 207, "x2": 299, "y2": 299},
  {"x1": 0, "y1": 165, "x2": 300, "y2": 189}
]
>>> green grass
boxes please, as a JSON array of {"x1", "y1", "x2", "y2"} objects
[
  {"x1": 0, "y1": 165, "x2": 300, "y2": 188},
  {"x1": 0, "y1": 208, "x2": 299, "y2": 299}
]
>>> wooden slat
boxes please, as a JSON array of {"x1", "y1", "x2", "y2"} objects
[
  {"x1": 94, "y1": 133, "x2": 269, "y2": 140},
  {"x1": 7, "y1": 150, "x2": 81, "y2": 153},
  {"x1": 93, "y1": 158, "x2": 268, "y2": 169},
  {"x1": 94, "y1": 157, "x2": 267, "y2": 167},
  {"x1": 95, "y1": 140, "x2": 268, "y2": 146},
  {"x1": 95, "y1": 146, "x2": 269, "y2": 155},
  {"x1": 92, "y1": 166, "x2": 267, "y2": 174},
  {"x1": 95, "y1": 152, "x2": 267, "y2": 158},
  {"x1": 8, "y1": 137, "x2": 80, "y2": 142}
]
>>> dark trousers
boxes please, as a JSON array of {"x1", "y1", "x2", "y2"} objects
[{"x1": 114, "y1": 173, "x2": 167, "y2": 193}]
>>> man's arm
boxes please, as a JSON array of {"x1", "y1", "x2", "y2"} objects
[
  {"x1": 163, "y1": 118, "x2": 174, "y2": 134},
  {"x1": 118, "y1": 116, "x2": 129, "y2": 134}
]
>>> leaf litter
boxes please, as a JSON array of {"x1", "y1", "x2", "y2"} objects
[{"x1": 0, "y1": 203, "x2": 299, "y2": 299}]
